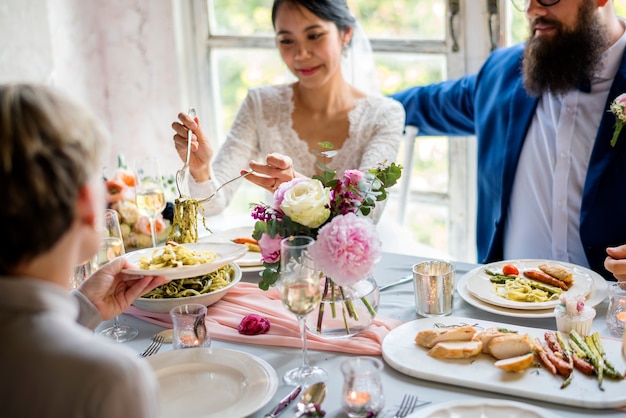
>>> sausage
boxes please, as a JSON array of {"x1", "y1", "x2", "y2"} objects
[
  {"x1": 543, "y1": 343, "x2": 573, "y2": 376},
  {"x1": 535, "y1": 338, "x2": 558, "y2": 375},
  {"x1": 523, "y1": 269, "x2": 568, "y2": 291},
  {"x1": 572, "y1": 354, "x2": 595, "y2": 375},
  {"x1": 544, "y1": 332, "x2": 562, "y2": 355}
]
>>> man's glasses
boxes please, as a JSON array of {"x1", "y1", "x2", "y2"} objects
[{"x1": 511, "y1": 0, "x2": 561, "y2": 12}]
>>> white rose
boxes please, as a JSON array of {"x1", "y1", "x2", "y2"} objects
[{"x1": 280, "y1": 179, "x2": 331, "y2": 228}]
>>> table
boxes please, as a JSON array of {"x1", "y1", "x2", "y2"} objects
[{"x1": 99, "y1": 252, "x2": 625, "y2": 417}]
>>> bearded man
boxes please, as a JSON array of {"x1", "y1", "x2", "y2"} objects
[{"x1": 392, "y1": 0, "x2": 626, "y2": 281}]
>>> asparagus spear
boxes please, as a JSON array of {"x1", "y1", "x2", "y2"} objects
[
  {"x1": 585, "y1": 335, "x2": 605, "y2": 390},
  {"x1": 570, "y1": 330, "x2": 604, "y2": 390},
  {"x1": 591, "y1": 332, "x2": 624, "y2": 380},
  {"x1": 556, "y1": 331, "x2": 574, "y2": 389}
]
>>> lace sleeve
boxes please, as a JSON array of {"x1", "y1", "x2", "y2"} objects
[
  {"x1": 358, "y1": 98, "x2": 406, "y2": 223},
  {"x1": 190, "y1": 91, "x2": 263, "y2": 215}
]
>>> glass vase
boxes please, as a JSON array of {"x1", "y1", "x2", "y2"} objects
[{"x1": 305, "y1": 276, "x2": 379, "y2": 338}]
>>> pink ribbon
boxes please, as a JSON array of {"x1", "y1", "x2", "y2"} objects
[{"x1": 126, "y1": 282, "x2": 403, "y2": 355}]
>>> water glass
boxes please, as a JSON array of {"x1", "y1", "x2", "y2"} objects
[
  {"x1": 413, "y1": 260, "x2": 455, "y2": 317},
  {"x1": 606, "y1": 282, "x2": 626, "y2": 336},
  {"x1": 170, "y1": 303, "x2": 211, "y2": 349},
  {"x1": 340, "y1": 357, "x2": 384, "y2": 418},
  {"x1": 71, "y1": 259, "x2": 94, "y2": 289}
]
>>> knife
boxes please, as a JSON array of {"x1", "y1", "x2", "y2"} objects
[
  {"x1": 379, "y1": 274, "x2": 413, "y2": 291},
  {"x1": 264, "y1": 385, "x2": 302, "y2": 418}
]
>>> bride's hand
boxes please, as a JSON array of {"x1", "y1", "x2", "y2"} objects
[
  {"x1": 246, "y1": 153, "x2": 298, "y2": 192},
  {"x1": 171, "y1": 112, "x2": 213, "y2": 182}
]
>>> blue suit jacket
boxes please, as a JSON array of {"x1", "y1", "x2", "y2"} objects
[{"x1": 391, "y1": 43, "x2": 626, "y2": 280}]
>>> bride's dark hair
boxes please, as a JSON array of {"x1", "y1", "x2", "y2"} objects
[{"x1": 271, "y1": 0, "x2": 355, "y2": 32}]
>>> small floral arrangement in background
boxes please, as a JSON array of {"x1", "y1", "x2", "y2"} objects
[
  {"x1": 104, "y1": 156, "x2": 172, "y2": 249},
  {"x1": 609, "y1": 93, "x2": 626, "y2": 147}
]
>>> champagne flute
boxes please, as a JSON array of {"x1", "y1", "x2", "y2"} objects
[
  {"x1": 279, "y1": 235, "x2": 328, "y2": 386},
  {"x1": 98, "y1": 209, "x2": 138, "y2": 342},
  {"x1": 134, "y1": 157, "x2": 166, "y2": 248}
]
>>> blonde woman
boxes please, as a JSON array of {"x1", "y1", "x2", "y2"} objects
[{"x1": 0, "y1": 84, "x2": 167, "y2": 418}]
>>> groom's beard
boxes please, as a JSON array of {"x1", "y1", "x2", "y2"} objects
[{"x1": 522, "y1": 2, "x2": 608, "y2": 96}]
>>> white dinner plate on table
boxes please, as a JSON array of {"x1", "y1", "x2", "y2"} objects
[
  {"x1": 465, "y1": 259, "x2": 593, "y2": 310},
  {"x1": 458, "y1": 261, "x2": 608, "y2": 319},
  {"x1": 382, "y1": 316, "x2": 626, "y2": 409},
  {"x1": 200, "y1": 226, "x2": 264, "y2": 272},
  {"x1": 122, "y1": 242, "x2": 247, "y2": 280},
  {"x1": 407, "y1": 398, "x2": 561, "y2": 418},
  {"x1": 147, "y1": 347, "x2": 278, "y2": 418}
]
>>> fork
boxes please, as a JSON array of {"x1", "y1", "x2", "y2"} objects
[
  {"x1": 392, "y1": 394, "x2": 419, "y2": 418},
  {"x1": 139, "y1": 334, "x2": 165, "y2": 358},
  {"x1": 175, "y1": 107, "x2": 196, "y2": 197},
  {"x1": 196, "y1": 170, "x2": 253, "y2": 203}
]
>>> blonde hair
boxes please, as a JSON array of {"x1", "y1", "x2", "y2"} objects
[{"x1": 0, "y1": 84, "x2": 109, "y2": 272}]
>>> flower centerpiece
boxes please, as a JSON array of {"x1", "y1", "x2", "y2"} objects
[
  {"x1": 104, "y1": 156, "x2": 172, "y2": 249},
  {"x1": 251, "y1": 161, "x2": 402, "y2": 336}
]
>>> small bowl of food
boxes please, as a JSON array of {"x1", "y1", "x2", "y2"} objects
[{"x1": 131, "y1": 263, "x2": 242, "y2": 313}]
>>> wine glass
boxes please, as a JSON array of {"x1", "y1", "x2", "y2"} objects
[
  {"x1": 134, "y1": 157, "x2": 166, "y2": 247},
  {"x1": 97, "y1": 209, "x2": 138, "y2": 342},
  {"x1": 279, "y1": 235, "x2": 328, "y2": 386}
]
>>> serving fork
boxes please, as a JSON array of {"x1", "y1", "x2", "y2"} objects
[
  {"x1": 175, "y1": 107, "x2": 196, "y2": 197},
  {"x1": 139, "y1": 334, "x2": 165, "y2": 357}
]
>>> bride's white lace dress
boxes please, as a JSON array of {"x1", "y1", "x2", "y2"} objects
[{"x1": 190, "y1": 83, "x2": 406, "y2": 221}]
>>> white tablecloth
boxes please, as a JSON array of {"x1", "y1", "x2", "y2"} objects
[{"x1": 100, "y1": 252, "x2": 624, "y2": 418}]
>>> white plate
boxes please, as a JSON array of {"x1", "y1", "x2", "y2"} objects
[
  {"x1": 147, "y1": 347, "x2": 278, "y2": 418},
  {"x1": 466, "y1": 259, "x2": 593, "y2": 310},
  {"x1": 200, "y1": 226, "x2": 263, "y2": 267},
  {"x1": 122, "y1": 242, "x2": 247, "y2": 280},
  {"x1": 458, "y1": 263, "x2": 608, "y2": 319},
  {"x1": 408, "y1": 399, "x2": 561, "y2": 418},
  {"x1": 382, "y1": 316, "x2": 626, "y2": 409}
]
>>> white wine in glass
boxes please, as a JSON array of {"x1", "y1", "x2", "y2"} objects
[
  {"x1": 134, "y1": 157, "x2": 166, "y2": 247},
  {"x1": 98, "y1": 209, "x2": 138, "y2": 342},
  {"x1": 279, "y1": 235, "x2": 327, "y2": 387}
]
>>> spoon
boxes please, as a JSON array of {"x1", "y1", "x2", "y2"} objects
[
  {"x1": 175, "y1": 107, "x2": 196, "y2": 197},
  {"x1": 294, "y1": 382, "x2": 326, "y2": 418}
]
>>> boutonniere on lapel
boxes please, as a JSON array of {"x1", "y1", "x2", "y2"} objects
[{"x1": 609, "y1": 93, "x2": 626, "y2": 147}]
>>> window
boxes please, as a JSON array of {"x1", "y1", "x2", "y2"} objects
[{"x1": 178, "y1": 1, "x2": 506, "y2": 263}]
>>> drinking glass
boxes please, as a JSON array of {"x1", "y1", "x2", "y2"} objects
[
  {"x1": 97, "y1": 209, "x2": 138, "y2": 342},
  {"x1": 134, "y1": 157, "x2": 166, "y2": 247},
  {"x1": 279, "y1": 236, "x2": 327, "y2": 386}
]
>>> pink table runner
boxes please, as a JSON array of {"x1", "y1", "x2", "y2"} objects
[{"x1": 126, "y1": 282, "x2": 403, "y2": 355}]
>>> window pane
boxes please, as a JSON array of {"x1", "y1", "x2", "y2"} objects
[
  {"x1": 213, "y1": 48, "x2": 288, "y2": 140},
  {"x1": 352, "y1": 0, "x2": 446, "y2": 40},
  {"x1": 375, "y1": 52, "x2": 446, "y2": 95},
  {"x1": 209, "y1": 0, "x2": 274, "y2": 35}
]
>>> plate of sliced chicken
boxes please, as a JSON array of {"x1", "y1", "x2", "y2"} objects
[
  {"x1": 464, "y1": 259, "x2": 594, "y2": 310},
  {"x1": 382, "y1": 316, "x2": 626, "y2": 409}
]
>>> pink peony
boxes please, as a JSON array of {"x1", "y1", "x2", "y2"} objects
[
  {"x1": 310, "y1": 212, "x2": 381, "y2": 287},
  {"x1": 258, "y1": 232, "x2": 282, "y2": 263},
  {"x1": 273, "y1": 177, "x2": 308, "y2": 209},
  {"x1": 238, "y1": 314, "x2": 270, "y2": 335}
]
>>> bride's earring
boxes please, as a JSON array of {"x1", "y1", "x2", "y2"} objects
[{"x1": 342, "y1": 42, "x2": 349, "y2": 58}]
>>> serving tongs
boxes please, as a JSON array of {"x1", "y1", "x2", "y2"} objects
[{"x1": 175, "y1": 107, "x2": 196, "y2": 198}]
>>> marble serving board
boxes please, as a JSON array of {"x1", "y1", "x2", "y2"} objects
[{"x1": 382, "y1": 316, "x2": 626, "y2": 409}]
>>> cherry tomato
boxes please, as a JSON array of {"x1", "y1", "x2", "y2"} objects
[{"x1": 502, "y1": 264, "x2": 519, "y2": 276}]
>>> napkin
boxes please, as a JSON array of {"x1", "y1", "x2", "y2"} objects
[{"x1": 126, "y1": 282, "x2": 403, "y2": 355}]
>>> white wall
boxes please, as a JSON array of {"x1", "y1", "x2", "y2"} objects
[{"x1": 0, "y1": 0, "x2": 182, "y2": 176}]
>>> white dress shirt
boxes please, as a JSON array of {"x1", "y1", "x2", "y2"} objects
[{"x1": 504, "y1": 25, "x2": 626, "y2": 267}]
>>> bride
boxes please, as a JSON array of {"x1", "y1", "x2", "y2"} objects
[{"x1": 170, "y1": 0, "x2": 405, "y2": 222}]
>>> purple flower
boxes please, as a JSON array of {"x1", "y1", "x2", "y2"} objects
[
  {"x1": 238, "y1": 314, "x2": 271, "y2": 335},
  {"x1": 310, "y1": 212, "x2": 381, "y2": 287},
  {"x1": 258, "y1": 232, "x2": 282, "y2": 263}
]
